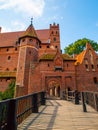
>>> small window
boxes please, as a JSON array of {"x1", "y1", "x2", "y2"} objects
[
  {"x1": 93, "y1": 77, "x2": 97, "y2": 84},
  {"x1": 85, "y1": 64, "x2": 88, "y2": 69},
  {"x1": 51, "y1": 31, "x2": 54, "y2": 34},
  {"x1": 39, "y1": 46, "x2": 42, "y2": 48},
  {"x1": 22, "y1": 39, "x2": 25, "y2": 42},
  {"x1": 55, "y1": 46, "x2": 58, "y2": 48},
  {"x1": 56, "y1": 31, "x2": 58, "y2": 34},
  {"x1": 91, "y1": 64, "x2": 94, "y2": 69},
  {"x1": 54, "y1": 37, "x2": 56, "y2": 42},
  {"x1": 67, "y1": 64, "x2": 68, "y2": 67},
  {"x1": 6, "y1": 68, "x2": 9, "y2": 71},
  {"x1": 48, "y1": 63, "x2": 50, "y2": 67},
  {"x1": 29, "y1": 39, "x2": 33, "y2": 42},
  {"x1": 15, "y1": 47, "x2": 17, "y2": 51},
  {"x1": 6, "y1": 48, "x2": 9, "y2": 51},
  {"x1": 47, "y1": 45, "x2": 49, "y2": 48},
  {"x1": 8, "y1": 56, "x2": 11, "y2": 60}
]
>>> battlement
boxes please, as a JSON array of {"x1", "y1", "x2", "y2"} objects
[{"x1": 50, "y1": 23, "x2": 59, "y2": 29}]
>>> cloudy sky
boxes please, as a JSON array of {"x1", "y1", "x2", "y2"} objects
[{"x1": 0, "y1": 0, "x2": 98, "y2": 52}]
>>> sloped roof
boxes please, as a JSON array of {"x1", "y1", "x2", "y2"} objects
[
  {"x1": 62, "y1": 54, "x2": 75, "y2": 61},
  {"x1": 75, "y1": 42, "x2": 98, "y2": 65},
  {"x1": 0, "y1": 28, "x2": 50, "y2": 47},
  {"x1": 39, "y1": 54, "x2": 55, "y2": 60},
  {"x1": 75, "y1": 50, "x2": 86, "y2": 65},
  {"x1": 39, "y1": 53, "x2": 75, "y2": 61},
  {"x1": 19, "y1": 24, "x2": 38, "y2": 39}
]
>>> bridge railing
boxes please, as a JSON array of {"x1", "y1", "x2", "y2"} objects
[
  {"x1": 0, "y1": 91, "x2": 46, "y2": 130},
  {"x1": 65, "y1": 90, "x2": 80, "y2": 105},
  {"x1": 82, "y1": 91, "x2": 98, "y2": 111}
]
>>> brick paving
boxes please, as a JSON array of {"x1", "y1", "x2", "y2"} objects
[{"x1": 18, "y1": 99, "x2": 98, "y2": 130}]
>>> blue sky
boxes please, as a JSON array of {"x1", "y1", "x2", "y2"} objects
[{"x1": 0, "y1": 0, "x2": 98, "y2": 52}]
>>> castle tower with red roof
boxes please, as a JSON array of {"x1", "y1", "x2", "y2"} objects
[{"x1": 15, "y1": 22, "x2": 41, "y2": 96}]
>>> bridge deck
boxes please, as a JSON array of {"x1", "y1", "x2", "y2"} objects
[{"x1": 18, "y1": 99, "x2": 98, "y2": 130}]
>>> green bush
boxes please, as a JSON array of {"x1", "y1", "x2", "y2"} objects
[
  {"x1": 0, "y1": 91, "x2": 3, "y2": 101},
  {"x1": 1, "y1": 79, "x2": 15, "y2": 100}
]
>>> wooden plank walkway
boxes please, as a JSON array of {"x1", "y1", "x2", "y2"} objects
[{"x1": 18, "y1": 99, "x2": 98, "y2": 130}]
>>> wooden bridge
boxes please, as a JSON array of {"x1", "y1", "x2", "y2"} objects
[
  {"x1": 0, "y1": 91, "x2": 98, "y2": 130},
  {"x1": 18, "y1": 99, "x2": 98, "y2": 130}
]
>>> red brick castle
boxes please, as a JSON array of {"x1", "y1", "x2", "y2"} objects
[{"x1": 0, "y1": 22, "x2": 98, "y2": 98}]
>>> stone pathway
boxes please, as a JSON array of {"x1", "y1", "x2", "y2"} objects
[{"x1": 18, "y1": 99, "x2": 98, "y2": 130}]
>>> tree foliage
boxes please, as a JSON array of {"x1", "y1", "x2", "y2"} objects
[
  {"x1": 64, "y1": 38, "x2": 98, "y2": 55},
  {"x1": 0, "y1": 79, "x2": 15, "y2": 100}
]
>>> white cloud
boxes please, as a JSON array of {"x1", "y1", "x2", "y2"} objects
[
  {"x1": 12, "y1": 21, "x2": 25, "y2": 31},
  {"x1": 1, "y1": 26, "x2": 12, "y2": 32},
  {"x1": 1, "y1": 21, "x2": 26, "y2": 32},
  {"x1": 0, "y1": 0, "x2": 45, "y2": 17}
]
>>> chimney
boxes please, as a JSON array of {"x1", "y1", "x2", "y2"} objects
[{"x1": 0, "y1": 27, "x2": 2, "y2": 33}]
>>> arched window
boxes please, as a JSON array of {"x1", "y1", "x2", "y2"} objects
[
  {"x1": 51, "y1": 31, "x2": 54, "y2": 34},
  {"x1": 53, "y1": 37, "x2": 56, "y2": 42},
  {"x1": 93, "y1": 77, "x2": 97, "y2": 84},
  {"x1": 6, "y1": 48, "x2": 9, "y2": 51},
  {"x1": 84, "y1": 58, "x2": 89, "y2": 71},
  {"x1": 8, "y1": 56, "x2": 11, "y2": 60}
]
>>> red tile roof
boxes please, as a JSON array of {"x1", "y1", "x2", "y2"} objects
[{"x1": 0, "y1": 28, "x2": 50, "y2": 47}]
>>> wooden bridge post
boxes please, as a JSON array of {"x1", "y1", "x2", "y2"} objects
[
  {"x1": 75, "y1": 90, "x2": 79, "y2": 104},
  {"x1": 32, "y1": 93, "x2": 38, "y2": 113},
  {"x1": 41, "y1": 92, "x2": 46, "y2": 105},
  {"x1": 81, "y1": 92, "x2": 87, "y2": 112},
  {"x1": 7, "y1": 99, "x2": 17, "y2": 130}
]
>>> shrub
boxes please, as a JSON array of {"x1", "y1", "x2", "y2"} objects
[{"x1": 2, "y1": 79, "x2": 15, "y2": 100}]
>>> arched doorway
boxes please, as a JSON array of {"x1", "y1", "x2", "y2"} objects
[{"x1": 47, "y1": 79, "x2": 61, "y2": 97}]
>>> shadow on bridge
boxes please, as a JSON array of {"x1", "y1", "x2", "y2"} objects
[
  {"x1": 18, "y1": 98, "x2": 98, "y2": 130},
  {"x1": 18, "y1": 99, "x2": 62, "y2": 130}
]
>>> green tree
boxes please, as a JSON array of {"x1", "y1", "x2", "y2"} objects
[
  {"x1": 64, "y1": 38, "x2": 98, "y2": 55},
  {"x1": 2, "y1": 79, "x2": 15, "y2": 100}
]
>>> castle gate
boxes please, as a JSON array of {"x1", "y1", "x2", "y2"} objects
[{"x1": 45, "y1": 77, "x2": 61, "y2": 97}]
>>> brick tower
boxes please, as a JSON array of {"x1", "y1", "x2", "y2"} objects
[
  {"x1": 15, "y1": 21, "x2": 41, "y2": 96},
  {"x1": 49, "y1": 23, "x2": 61, "y2": 52}
]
